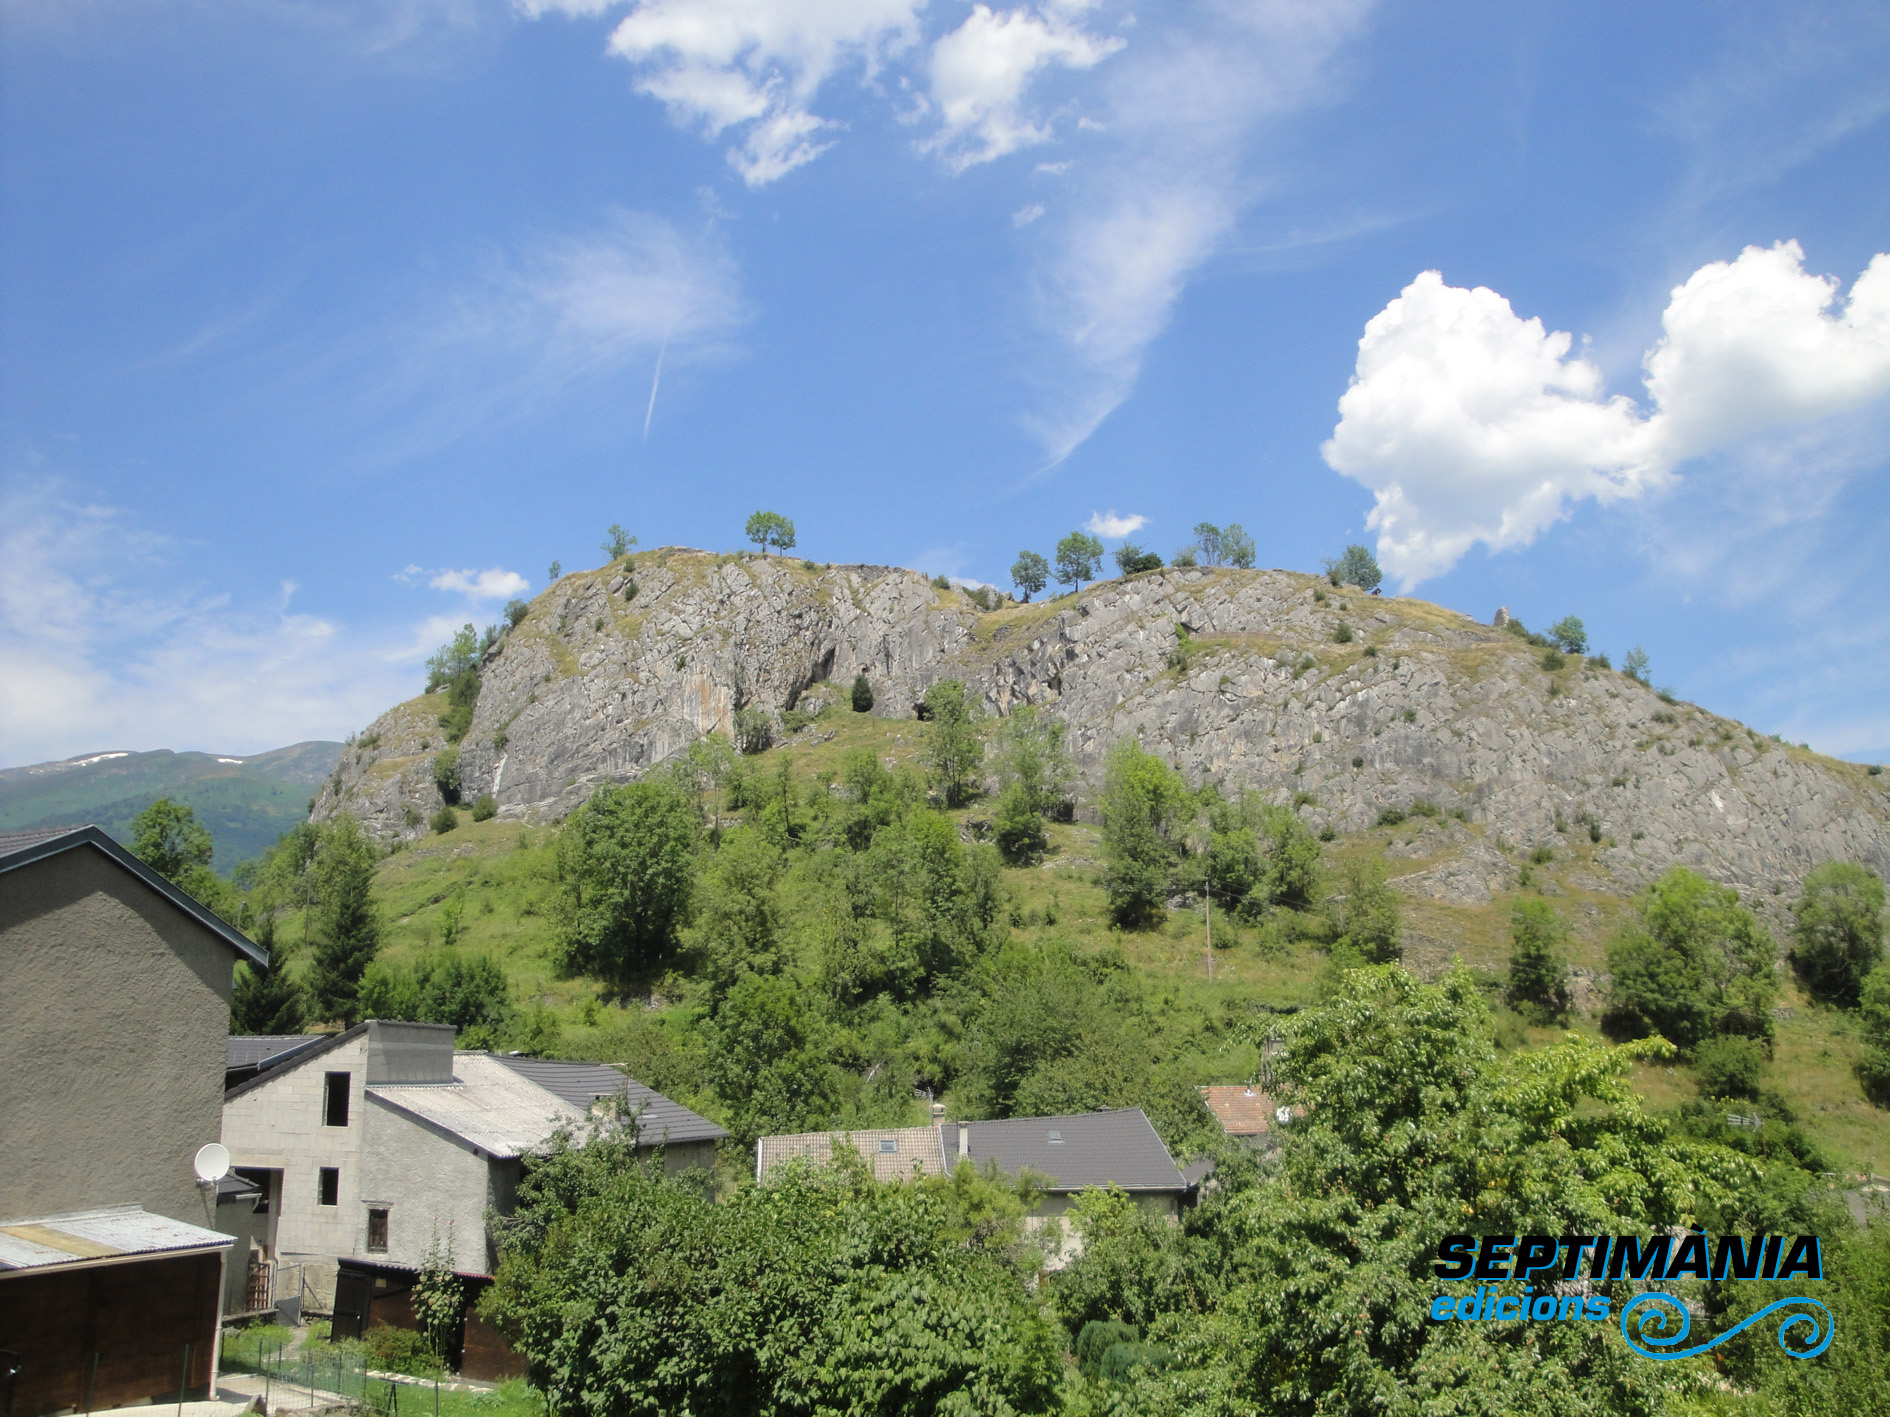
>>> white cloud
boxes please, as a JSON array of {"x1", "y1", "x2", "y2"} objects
[
  {"x1": 1013, "y1": 202, "x2": 1046, "y2": 226},
  {"x1": 1642, "y1": 241, "x2": 1890, "y2": 461},
  {"x1": 1082, "y1": 508, "x2": 1145, "y2": 538},
  {"x1": 920, "y1": 3, "x2": 1123, "y2": 171},
  {"x1": 524, "y1": 0, "x2": 923, "y2": 184},
  {"x1": 1025, "y1": 0, "x2": 1376, "y2": 463},
  {"x1": 1323, "y1": 242, "x2": 1890, "y2": 588},
  {"x1": 428, "y1": 567, "x2": 533, "y2": 598},
  {"x1": 0, "y1": 480, "x2": 423, "y2": 765}
]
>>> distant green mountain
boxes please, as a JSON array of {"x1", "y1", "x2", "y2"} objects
[{"x1": 0, "y1": 741, "x2": 342, "y2": 869}]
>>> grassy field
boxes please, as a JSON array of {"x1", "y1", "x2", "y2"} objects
[{"x1": 274, "y1": 700, "x2": 1890, "y2": 1180}]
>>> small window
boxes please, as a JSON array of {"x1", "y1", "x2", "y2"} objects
[
  {"x1": 366, "y1": 1208, "x2": 389, "y2": 1253},
  {"x1": 324, "y1": 1072, "x2": 351, "y2": 1127},
  {"x1": 318, "y1": 1167, "x2": 340, "y2": 1207},
  {"x1": 1047, "y1": 1130, "x2": 1063, "y2": 1144},
  {"x1": 878, "y1": 1138, "x2": 897, "y2": 1154}
]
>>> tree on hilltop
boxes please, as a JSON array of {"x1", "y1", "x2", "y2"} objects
[
  {"x1": 745, "y1": 510, "x2": 796, "y2": 556},
  {"x1": 601, "y1": 525, "x2": 637, "y2": 562},
  {"x1": 1054, "y1": 531, "x2": 1103, "y2": 591},
  {"x1": 1328, "y1": 543, "x2": 1382, "y2": 591},
  {"x1": 1010, "y1": 549, "x2": 1048, "y2": 601}
]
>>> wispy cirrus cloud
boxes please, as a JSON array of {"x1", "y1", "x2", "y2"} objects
[{"x1": 1022, "y1": 0, "x2": 1377, "y2": 463}]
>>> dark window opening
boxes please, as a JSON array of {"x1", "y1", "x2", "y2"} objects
[
  {"x1": 318, "y1": 1167, "x2": 340, "y2": 1206},
  {"x1": 324, "y1": 1072, "x2": 351, "y2": 1127},
  {"x1": 878, "y1": 1138, "x2": 897, "y2": 1153},
  {"x1": 366, "y1": 1208, "x2": 389, "y2": 1252}
]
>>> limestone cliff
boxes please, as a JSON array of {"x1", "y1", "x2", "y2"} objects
[{"x1": 314, "y1": 548, "x2": 1890, "y2": 897}]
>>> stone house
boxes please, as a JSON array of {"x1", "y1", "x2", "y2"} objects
[
  {"x1": 220, "y1": 1022, "x2": 726, "y2": 1323},
  {"x1": 1198, "y1": 1084, "x2": 1291, "y2": 1149},
  {"x1": 1, "y1": 824, "x2": 266, "y2": 1415},
  {"x1": 757, "y1": 1107, "x2": 1189, "y2": 1265}
]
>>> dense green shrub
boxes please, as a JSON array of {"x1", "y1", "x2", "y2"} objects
[
  {"x1": 1333, "y1": 622, "x2": 1353, "y2": 643},
  {"x1": 850, "y1": 672, "x2": 874, "y2": 712},
  {"x1": 503, "y1": 598, "x2": 529, "y2": 628},
  {"x1": 471, "y1": 793, "x2": 497, "y2": 821},
  {"x1": 1099, "y1": 740, "x2": 1193, "y2": 929},
  {"x1": 1602, "y1": 866, "x2": 1778, "y2": 1052},
  {"x1": 1506, "y1": 898, "x2": 1572, "y2": 1025},
  {"x1": 1694, "y1": 1033, "x2": 1767, "y2": 1099},
  {"x1": 553, "y1": 779, "x2": 700, "y2": 987},
  {"x1": 1113, "y1": 543, "x2": 1163, "y2": 576},
  {"x1": 430, "y1": 806, "x2": 458, "y2": 834},
  {"x1": 1549, "y1": 615, "x2": 1588, "y2": 654},
  {"x1": 432, "y1": 747, "x2": 462, "y2": 804},
  {"x1": 1790, "y1": 860, "x2": 1886, "y2": 1007}
]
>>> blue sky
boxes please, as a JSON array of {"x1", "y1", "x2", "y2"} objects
[{"x1": 3, "y1": 0, "x2": 1888, "y2": 766}]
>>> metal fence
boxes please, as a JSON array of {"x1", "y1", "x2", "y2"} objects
[{"x1": 219, "y1": 1340, "x2": 452, "y2": 1417}]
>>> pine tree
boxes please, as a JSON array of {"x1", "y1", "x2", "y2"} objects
[
  {"x1": 232, "y1": 913, "x2": 306, "y2": 1033},
  {"x1": 308, "y1": 819, "x2": 381, "y2": 1025}
]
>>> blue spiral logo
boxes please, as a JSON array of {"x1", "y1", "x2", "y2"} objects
[{"x1": 1620, "y1": 1292, "x2": 1833, "y2": 1361}]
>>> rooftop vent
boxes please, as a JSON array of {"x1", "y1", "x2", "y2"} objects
[{"x1": 1048, "y1": 1130, "x2": 1063, "y2": 1144}]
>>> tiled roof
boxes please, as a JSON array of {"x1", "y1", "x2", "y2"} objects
[
  {"x1": 486, "y1": 1055, "x2": 729, "y2": 1146},
  {"x1": 755, "y1": 1127, "x2": 946, "y2": 1184},
  {"x1": 0, "y1": 1206, "x2": 234, "y2": 1272},
  {"x1": 227, "y1": 1035, "x2": 324, "y2": 1073},
  {"x1": 1198, "y1": 1085, "x2": 1285, "y2": 1136},
  {"x1": 941, "y1": 1109, "x2": 1186, "y2": 1193}
]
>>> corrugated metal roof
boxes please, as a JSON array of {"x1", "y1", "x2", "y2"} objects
[
  {"x1": 485, "y1": 1055, "x2": 729, "y2": 1146},
  {"x1": 942, "y1": 1109, "x2": 1186, "y2": 1193},
  {"x1": 756, "y1": 1127, "x2": 945, "y2": 1184},
  {"x1": 367, "y1": 1054, "x2": 588, "y2": 1159},
  {"x1": 0, "y1": 1206, "x2": 234, "y2": 1272}
]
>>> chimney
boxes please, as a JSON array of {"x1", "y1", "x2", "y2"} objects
[
  {"x1": 957, "y1": 1123, "x2": 969, "y2": 1158},
  {"x1": 930, "y1": 1102, "x2": 945, "y2": 1121}
]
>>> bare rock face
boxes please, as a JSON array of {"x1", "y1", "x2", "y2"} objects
[
  {"x1": 314, "y1": 555, "x2": 1890, "y2": 899},
  {"x1": 313, "y1": 551, "x2": 977, "y2": 838}
]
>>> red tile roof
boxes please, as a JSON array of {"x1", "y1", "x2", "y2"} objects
[{"x1": 1199, "y1": 1085, "x2": 1284, "y2": 1136}]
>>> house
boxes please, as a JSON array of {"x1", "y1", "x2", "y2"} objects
[
  {"x1": 220, "y1": 1021, "x2": 726, "y2": 1373},
  {"x1": 1, "y1": 824, "x2": 266, "y2": 1416},
  {"x1": 1198, "y1": 1085, "x2": 1291, "y2": 1149},
  {"x1": 757, "y1": 1108, "x2": 1189, "y2": 1265},
  {"x1": 755, "y1": 1126, "x2": 947, "y2": 1183}
]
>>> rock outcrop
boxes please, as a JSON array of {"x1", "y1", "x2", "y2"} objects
[{"x1": 315, "y1": 550, "x2": 1890, "y2": 897}]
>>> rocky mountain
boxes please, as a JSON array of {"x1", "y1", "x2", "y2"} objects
[
  {"x1": 1, "y1": 741, "x2": 343, "y2": 867},
  {"x1": 315, "y1": 548, "x2": 1890, "y2": 900}
]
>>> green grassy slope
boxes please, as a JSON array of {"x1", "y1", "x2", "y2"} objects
[
  {"x1": 273, "y1": 703, "x2": 1888, "y2": 1178},
  {"x1": 0, "y1": 741, "x2": 342, "y2": 868}
]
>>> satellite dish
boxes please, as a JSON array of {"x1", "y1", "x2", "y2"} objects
[{"x1": 193, "y1": 1143, "x2": 231, "y2": 1185}]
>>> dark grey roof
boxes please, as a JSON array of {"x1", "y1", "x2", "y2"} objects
[
  {"x1": 224, "y1": 1022, "x2": 370, "y2": 1102},
  {"x1": 227, "y1": 1035, "x2": 324, "y2": 1072},
  {"x1": 486, "y1": 1055, "x2": 729, "y2": 1146},
  {"x1": 941, "y1": 1108, "x2": 1186, "y2": 1193},
  {"x1": 0, "y1": 824, "x2": 268, "y2": 968}
]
